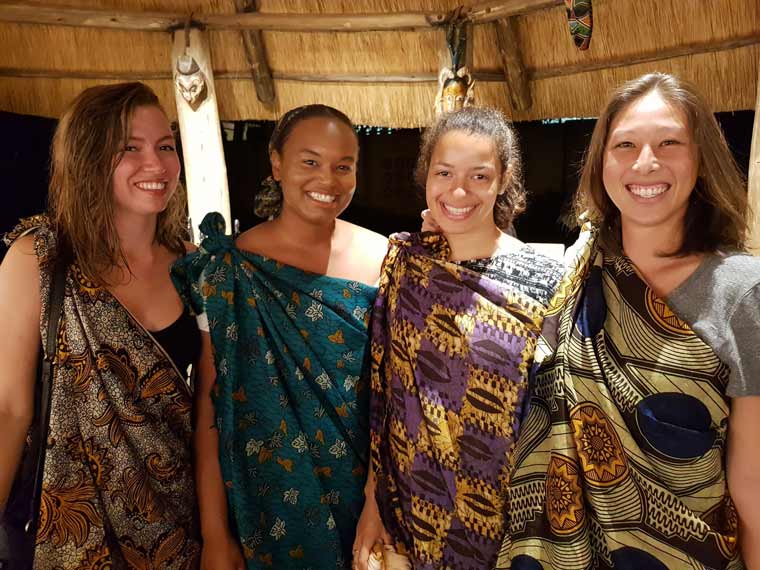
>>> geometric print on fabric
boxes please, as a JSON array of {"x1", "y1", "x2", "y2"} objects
[
  {"x1": 498, "y1": 224, "x2": 743, "y2": 570},
  {"x1": 371, "y1": 232, "x2": 561, "y2": 570}
]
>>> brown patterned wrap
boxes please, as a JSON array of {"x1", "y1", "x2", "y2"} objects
[{"x1": 5, "y1": 217, "x2": 200, "y2": 570}]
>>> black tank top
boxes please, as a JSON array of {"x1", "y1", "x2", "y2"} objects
[{"x1": 149, "y1": 310, "x2": 201, "y2": 379}]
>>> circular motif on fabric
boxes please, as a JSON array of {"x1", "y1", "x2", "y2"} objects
[
  {"x1": 645, "y1": 290, "x2": 692, "y2": 336},
  {"x1": 610, "y1": 546, "x2": 668, "y2": 570},
  {"x1": 570, "y1": 402, "x2": 628, "y2": 487},
  {"x1": 511, "y1": 554, "x2": 544, "y2": 570},
  {"x1": 635, "y1": 393, "x2": 715, "y2": 459},
  {"x1": 545, "y1": 453, "x2": 584, "y2": 535}
]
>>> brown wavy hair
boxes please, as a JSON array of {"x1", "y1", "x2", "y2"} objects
[
  {"x1": 414, "y1": 107, "x2": 525, "y2": 231},
  {"x1": 48, "y1": 82, "x2": 187, "y2": 284},
  {"x1": 575, "y1": 72, "x2": 748, "y2": 256}
]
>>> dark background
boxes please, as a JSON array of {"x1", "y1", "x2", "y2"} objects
[{"x1": 1, "y1": 109, "x2": 754, "y2": 261}]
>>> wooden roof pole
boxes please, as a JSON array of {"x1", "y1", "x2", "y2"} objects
[
  {"x1": 748, "y1": 61, "x2": 760, "y2": 255},
  {"x1": 494, "y1": 17, "x2": 532, "y2": 112},
  {"x1": 234, "y1": 0, "x2": 275, "y2": 106},
  {"x1": 171, "y1": 27, "x2": 231, "y2": 243},
  {"x1": 468, "y1": 0, "x2": 564, "y2": 23}
]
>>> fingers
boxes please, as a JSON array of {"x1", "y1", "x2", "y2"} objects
[
  {"x1": 358, "y1": 543, "x2": 372, "y2": 570},
  {"x1": 381, "y1": 529, "x2": 393, "y2": 544},
  {"x1": 420, "y1": 209, "x2": 441, "y2": 233}
]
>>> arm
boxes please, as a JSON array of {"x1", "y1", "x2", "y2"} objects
[
  {"x1": 727, "y1": 396, "x2": 760, "y2": 568},
  {"x1": 194, "y1": 331, "x2": 244, "y2": 570},
  {"x1": 0, "y1": 236, "x2": 41, "y2": 512},
  {"x1": 353, "y1": 463, "x2": 392, "y2": 570}
]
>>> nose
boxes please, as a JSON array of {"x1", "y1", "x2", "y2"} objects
[
  {"x1": 142, "y1": 148, "x2": 167, "y2": 173},
  {"x1": 448, "y1": 173, "x2": 468, "y2": 198},
  {"x1": 632, "y1": 144, "x2": 659, "y2": 173}
]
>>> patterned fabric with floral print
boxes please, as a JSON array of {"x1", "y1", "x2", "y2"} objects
[
  {"x1": 370, "y1": 232, "x2": 561, "y2": 570},
  {"x1": 496, "y1": 224, "x2": 743, "y2": 570},
  {"x1": 3, "y1": 216, "x2": 200, "y2": 569},
  {"x1": 171, "y1": 213, "x2": 377, "y2": 569}
]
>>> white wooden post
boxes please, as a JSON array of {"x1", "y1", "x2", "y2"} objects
[
  {"x1": 748, "y1": 62, "x2": 760, "y2": 255},
  {"x1": 171, "y1": 28, "x2": 231, "y2": 243}
]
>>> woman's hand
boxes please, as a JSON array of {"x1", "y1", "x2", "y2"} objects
[
  {"x1": 420, "y1": 209, "x2": 442, "y2": 233},
  {"x1": 352, "y1": 492, "x2": 392, "y2": 570},
  {"x1": 200, "y1": 532, "x2": 246, "y2": 570}
]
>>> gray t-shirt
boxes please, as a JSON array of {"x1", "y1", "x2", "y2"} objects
[{"x1": 667, "y1": 252, "x2": 760, "y2": 398}]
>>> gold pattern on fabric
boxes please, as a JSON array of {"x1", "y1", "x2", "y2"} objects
[
  {"x1": 497, "y1": 224, "x2": 743, "y2": 570},
  {"x1": 5, "y1": 217, "x2": 200, "y2": 569}
]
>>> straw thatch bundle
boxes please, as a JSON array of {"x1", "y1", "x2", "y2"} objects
[{"x1": 1, "y1": 0, "x2": 758, "y2": 126}]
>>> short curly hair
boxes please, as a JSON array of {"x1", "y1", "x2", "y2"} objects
[{"x1": 414, "y1": 107, "x2": 525, "y2": 231}]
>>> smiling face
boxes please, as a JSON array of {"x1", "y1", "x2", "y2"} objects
[
  {"x1": 425, "y1": 130, "x2": 502, "y2": 236},
  {"x1": 111, "y1": 105, "x2": 180, "y2": 220},
  {"x1": 271, "y1": 117, "x2": 359, "y2": 225},
  {"x1": 602, "y1": 90, "x2": 699, "y2": 239}
]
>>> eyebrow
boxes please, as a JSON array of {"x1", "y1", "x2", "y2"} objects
[
  {"x1": 127, "y1": 135, "x2": 175, "y2": 143},
  {"x1": 610, "y1": 125, "x2": 688, "y2": 138},
  {"x1": 432, "y1": 161, "x2": 495, "y2": 170},
  {"x1": 300, "y1": 148, "x2": 356, "y2": 162}
]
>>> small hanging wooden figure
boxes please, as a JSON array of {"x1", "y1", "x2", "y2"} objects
[
  {"x1": 174, "y1": 20, "x2": 208, "y2": 111},
  {"x1": 435, "y1": 12, "x2": 474, "y2": 115},
  {"x1": 175, "y1": 53, "x2": 208, "y2": 111},
  {"x1": 566, "y1": 0, "x2": 593, "y2": 50}
]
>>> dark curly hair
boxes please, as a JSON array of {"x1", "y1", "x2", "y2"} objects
[
  {"x1": 414, "y1": 107, "x2": 525, "y2": 231},
  {"x1": 255, "y1": 104, "x2": 357, "y2": 218}
]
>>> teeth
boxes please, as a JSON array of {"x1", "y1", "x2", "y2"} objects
[
  {"x1": 443, "y1": 204, "x2": 475, "y2": 216},
  {"x1": 307, "y1": 192, "x2": 336, "y2": 203},
  {"x1": 628, "y1": 184, "x2": 668, "y2": 198},
  {"x1": 136, "y1": 181, "x2": 166, "y2": 191}
]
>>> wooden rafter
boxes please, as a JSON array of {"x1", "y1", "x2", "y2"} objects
[
  {"x1": 0, "y1": 3, "x2": 448, "y2": 32},
  {"x1": 0, "y1": 3, "x2": 182, "y2": 31},
  {"x1": 0, "y1": 1, "x2": 564, "y2": 32},
  {"x1": 494, "y1": 17, "x2": 532, "y2": 111},
  {"x1": 234, "y1": 0, "x2": 275, "y2": 106},
  {"x1": 468, "y1": 0, "x2": 565, "y2": 23}
]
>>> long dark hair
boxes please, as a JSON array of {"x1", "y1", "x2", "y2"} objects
[{"x1": 575, "y1": 72, "x2": 748, "y2": 255}]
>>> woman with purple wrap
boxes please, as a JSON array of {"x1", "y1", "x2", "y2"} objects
[{"x1": 352, "y1": 107, "x2": 563, "y2": 570}]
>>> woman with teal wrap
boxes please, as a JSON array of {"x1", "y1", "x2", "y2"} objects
[{"x1": 173, "y1": 105, "x2": 387, "y2": 570}]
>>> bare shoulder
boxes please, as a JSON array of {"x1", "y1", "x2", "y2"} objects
[
  {"x1": 235, "y1": 222, "x2": 276, "y2": 256},
  {"x1": 182, "y1": 240, "x2": 198, "y2": 254},
  {"x1": 339, "y1": 219, "x2": 388, "y2": 263},
  {"x1": 1, "y1": 234, "x2": 40, "y2": 282},
  {"x1": 0, "y1": 234, "x2": 41, "y2": 317}
]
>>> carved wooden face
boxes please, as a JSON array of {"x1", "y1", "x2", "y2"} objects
[
  {"x1": 442, "y1": 78, "x2": 470, "y2": 112},
  {"x1": 175, "y1": 72, "x2": 207, "y2": 109}
]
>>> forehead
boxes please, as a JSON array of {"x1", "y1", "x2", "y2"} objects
[
  {"x1": 128, "y1": 105, "x2": 171, "y2": 135},
  {"x1": 284, "y1": 117, "x2": 357, "y2": 150},
  {"x1": 433, "y1": 130, "x2": 498, "y2": 158},
  {"x1": 610, "y1": 91, "x2": 691, "y2": 134}
]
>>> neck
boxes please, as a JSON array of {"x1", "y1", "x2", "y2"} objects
[
  {"x1": 271, "y1": 208, "x2": 336, "y2": 250},
  {"x1": 114, "y1": 212, "x2": 160, "y2": 263},
  {"x1": 620, "y1": 218, "x2": 686, "y2": 271},
  {"x1": 446, "y1": 222, "x2": 502, "y2": 262}
]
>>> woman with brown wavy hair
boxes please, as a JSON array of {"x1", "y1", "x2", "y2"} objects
[
  {"x1": 0, "y1": 82, "x2": 201, "y2": 568},
  {"x1": 500, "y1": 72, "x2": 760, "y2": 569}
]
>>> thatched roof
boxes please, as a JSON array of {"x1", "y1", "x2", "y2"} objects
[{"x1": 1, "y1": 0, "x2": 758, "y2": 127}]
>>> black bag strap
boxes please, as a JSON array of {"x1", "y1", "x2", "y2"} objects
[{"x1": 20, "y1": 253, "x2": 67, "y2": 558}]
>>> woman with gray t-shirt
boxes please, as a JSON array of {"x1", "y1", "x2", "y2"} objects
[{"x1": 498, "y1": 72, "x2": 760, "y2": 570}]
